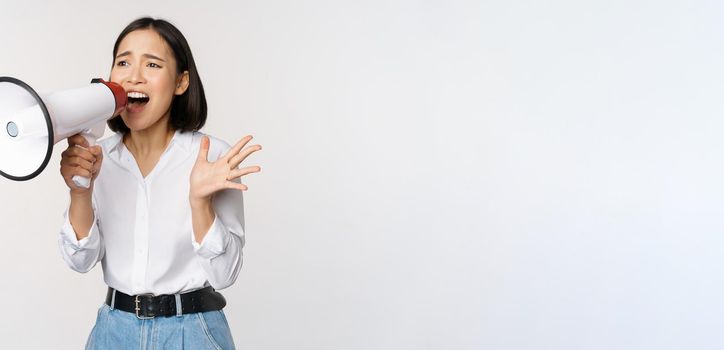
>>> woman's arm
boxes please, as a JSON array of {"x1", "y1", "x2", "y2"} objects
[
  {"x1": 188, "y1": 135, "x2": 260, "y2": 289},
  {"x1": 69, "y1": 192, "x2": 95, "y2": 240},
  {"x1": 58, "y1": 134, "x2": 105, "y2": 273},
  {"x1": 61, "y1": 134, "x2": 104, "y2": 239}
]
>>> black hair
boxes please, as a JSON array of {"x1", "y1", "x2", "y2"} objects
[{"x1": 107, "y1": 17, "x2": 207, "y2": 133}]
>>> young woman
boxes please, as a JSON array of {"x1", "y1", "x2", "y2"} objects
[{"x1": 58, "y1": 17, "x2": 260, "y2": 349}]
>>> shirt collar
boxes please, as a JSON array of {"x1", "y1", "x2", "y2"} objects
[{"x1": 106, "y1": 129, "x2": 194, "y2": 156}]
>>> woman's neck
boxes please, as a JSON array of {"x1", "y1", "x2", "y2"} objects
[{"x1": 123, "y1": 117, "x2": 175, "y2": 159}]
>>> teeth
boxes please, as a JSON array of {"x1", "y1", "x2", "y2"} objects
[{"x1": 127, "y1": 91, "x2": 149, "y2": 99}]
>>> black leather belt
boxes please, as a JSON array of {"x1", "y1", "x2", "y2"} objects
[{"x1": 105, "y1": 286, "x2": 226, "y2": 319}]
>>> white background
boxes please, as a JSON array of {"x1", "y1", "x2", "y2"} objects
[{"x1": 1, "y1": 0, "x2": 723, "y2": 349}]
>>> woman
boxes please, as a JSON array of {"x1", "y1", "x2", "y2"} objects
[{"x1": 58, "y1": 17, "x2": 260, "y2": 349}]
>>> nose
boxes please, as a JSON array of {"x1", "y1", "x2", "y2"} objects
[{"x1": 127, "y1": 64, "x2": 145, "y2": 85}]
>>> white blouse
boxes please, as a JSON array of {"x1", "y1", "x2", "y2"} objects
[{"x1": 58, "y1": 130, "x2": 245, "y2": 296}]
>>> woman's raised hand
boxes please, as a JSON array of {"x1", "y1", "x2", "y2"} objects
[
  {"x1": 189, "y1": 135, "x2": 262, "y2": 203},
  {"x1": 60, "y1": 134, "x2": 103, "y2": 195}
]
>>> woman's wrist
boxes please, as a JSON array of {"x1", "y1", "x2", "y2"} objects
[
  {"x1": 190, "y1": 196, "x2": 215, "y2": 243},
  {"x1": 189, "y1": 196, "x2": 211, "y2": 210},
  {"x1": 70, "y1": 189, "x2": 92, "y2": 200}
]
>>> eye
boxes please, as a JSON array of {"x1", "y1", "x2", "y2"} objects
[
  {"x1": 116, "y1": 60, "x2": 128, "y2": 67},
  {"x1": 148, "y1": 62, "x2": 162, "y2": 68}
]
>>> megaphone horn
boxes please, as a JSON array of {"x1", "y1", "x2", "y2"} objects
[{"x1": 0, "y1": 77, "x2": 127, "y2": 185}]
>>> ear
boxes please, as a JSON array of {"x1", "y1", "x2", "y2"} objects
[{"x1": 174, "y1": 70, "x2": 190, "y2": 95}]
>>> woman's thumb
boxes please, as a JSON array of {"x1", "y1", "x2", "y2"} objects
[{"x1": 197, "y1": 136, "x2": 209, "y2": 162}]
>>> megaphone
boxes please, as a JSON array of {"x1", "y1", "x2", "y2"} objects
[{"x1": 0, "y1": 77, "x2": 126, "y2": 187}]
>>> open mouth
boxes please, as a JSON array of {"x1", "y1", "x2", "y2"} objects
[{"x1": 127, "y1": 91, "x2": 150, "y2": 112}]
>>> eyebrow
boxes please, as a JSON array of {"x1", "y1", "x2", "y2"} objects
[{"x1": 115, "y1": 51, "x2": 166, "y2": 62}]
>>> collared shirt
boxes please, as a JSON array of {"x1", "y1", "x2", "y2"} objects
[{"x1": 58, "y1": 130, "x2": 245, "y2": 296}]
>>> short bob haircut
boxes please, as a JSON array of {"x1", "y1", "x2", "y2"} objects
[{"x1": 107, "y1": 17, "x2": 207, "y2": 133}]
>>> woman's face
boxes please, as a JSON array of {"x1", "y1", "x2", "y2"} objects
[{"x1": 110, "y1": 29, "x2": 189, "y2": 131}]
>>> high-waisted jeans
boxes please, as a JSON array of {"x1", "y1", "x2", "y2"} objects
[{"x1": 85, "y1": 303, "x2": 236, "y2": 349}]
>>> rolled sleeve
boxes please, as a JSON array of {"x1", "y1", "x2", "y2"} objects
[
  {"x1": 59, "y1": 210, "x2": 100, "y2": 253},
  {"x1": 190, "y1": 185, "x2": 245, "y2": 290},
  {"x1": 191, "y1": 215, "x2": 230, "y2": 259},
  {"x1": 58, "y1": 204, "x2": 103, "y2": 273}
]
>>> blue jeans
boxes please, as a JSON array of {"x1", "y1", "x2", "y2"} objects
[{"x1": 85, "y1": 303, "x2": 236, "y2": 349}]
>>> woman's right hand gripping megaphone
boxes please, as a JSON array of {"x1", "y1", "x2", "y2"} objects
[{"x1": 60, "y1": 134, "x2": 103, "y2": 194}]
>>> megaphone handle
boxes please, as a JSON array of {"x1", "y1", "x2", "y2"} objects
[{"x1": 71, "y1": 134, "x2": 97, "y2": 189}]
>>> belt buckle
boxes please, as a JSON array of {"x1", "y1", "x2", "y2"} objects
[{"x1": 134, "y1": 294, "x2": 156, "y2": 319}]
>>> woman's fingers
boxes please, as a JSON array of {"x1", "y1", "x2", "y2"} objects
[
  {"x1": 61, "y1": 155, "x2": 94, "y2": 170},
  {"x1": 190, "y1": 135, "x2": 260, "y2": 198},
  {"x1": 224, "y1": 181, "x2": 248, "y2": 191},
  {"x1": 60, "y1": 145, "x2": 100, "y2": 178},
  {"x1": 90, "y1": 145, "x2": 102, "y2": 156},
  {"x1": 196, "y1": 136, "x2": 210, "y2": 163},
  {"x1": 60, "y1": 143, "x2": 102, "y2": 185},
  {"x1": 223, "y1": 135, "x2": 253, "y2": 162},
  {"x1": 228, "y1": 144, "x2": 262, "y2": 169},
  {"x1": 61, "y1": 164, "x2": 92, "y2": 179},
  {"x1": 91, "y1": 159, "x2": 102, "y2": 175},
  {"x1": 67, "y1": 134, "x2": 89, "y2": 148},
  {"x1": 227, "y1": 166, "x2": 261, "y2": 180},
  {"x1": 59, "y1": 136, "x2": 102, "y2": 192},
  {"x1": 62, "y1": 146, "x2": 97, "y2": 163},
  {"x1": 90, "y1": 146, "x2": 103, "y2": 177}
]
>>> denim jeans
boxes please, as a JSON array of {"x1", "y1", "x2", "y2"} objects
[{"x1": 85, "y1": 303, "x2": 236, "y2": 349}]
